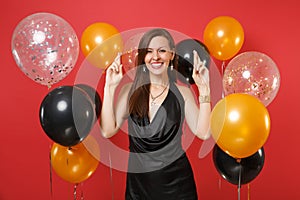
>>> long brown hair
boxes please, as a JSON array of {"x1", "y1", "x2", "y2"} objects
[{"x1": 128, "y1": 28, "x2": 178, "y2": 118}]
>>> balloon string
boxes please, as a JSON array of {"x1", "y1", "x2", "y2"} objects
[
  {"x1": 81, "y1": 190, "x2": 84, "y2": 200},
  {"x1": 248, "y1": 183, "x2": 250, "y2": 200},
  {"x1": 221, "y1": 61, "x2": 226, "y2": 98},
  {"x1": 80, "y1": 182, "x2": 84, "y2": 200},
  {"x1": 74, "y1": 183, "x2": 78, "y2": 200},
  {"x1": 221, "y1": 61, "x2": 226, "y2": 76},
  {"x1": 49, "y1": 145, "x2": 53, "y2": 200},
  {"x1": 237, "y1": 164, "x2": 242, "y2": 200},
  {"x1": 109, "y1": 152, "x2": 114, "y2": 200}
]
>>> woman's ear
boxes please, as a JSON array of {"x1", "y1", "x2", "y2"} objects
[{"x1": 171, "y1": 50, "x2": 175, "y2": 60}]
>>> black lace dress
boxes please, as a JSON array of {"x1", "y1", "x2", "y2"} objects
[{"x1": 125, "y1": 82, "x2": 198, "y2": 200}]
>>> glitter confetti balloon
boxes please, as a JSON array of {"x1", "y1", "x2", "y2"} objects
[
  {"x1": 11, "y1": 12, "x2": 79, "y2": 87},
  {"x1": 223, "y1": 51, "x2": 280, "y2": 106}
]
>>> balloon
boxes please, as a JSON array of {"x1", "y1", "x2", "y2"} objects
[
  {"x1": 210, "y1": 93, "x2": 270, "y2": 158},
  {"x1": 223, "y1": 51, "x2": 280, "y2": 106},
  {"x1": 39, "y1": 86, "x2": 96, "y2": 147},
  {"x1": 51, "y1": 135, "x2": 99, "y2": 183},
  {"x1": 11, "y1": 12, "x2": 79, "y2": 87},
  {"x1": 80, "y1": 22, "x2": 123, "y2": 69},
  {"x1": 120, "y1": 29, "x2": 142, "y2": 74},
  {"x1": 176, "y1": 39, "x2": 211, "y2": 84},
  {"x1": 75, "y1": 84, "x2": 101, "y2": 119},
  {"x1": 213, "y1": 145, "x2": 265, "y2": 185},
  {"x1": 203, "y1": 16, "x2": 244, "y2": 61},
  {"x1": 121, "y1": 48, "x2": 138, "y2": 73}
]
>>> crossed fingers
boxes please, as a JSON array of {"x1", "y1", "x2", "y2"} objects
[{"x1": 110, "y1": 53, "x2": 122, "y2": 73}]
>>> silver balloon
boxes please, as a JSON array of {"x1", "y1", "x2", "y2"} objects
[
  {"x1": 11, "y1": 12, "x2": 79, "y2": 87},
  {"x1": 223, "y1": 51, "x2": 280, "y2": 106}
]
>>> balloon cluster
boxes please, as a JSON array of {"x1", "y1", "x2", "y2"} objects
[
  {"x1": 12, "y1": 11, "x2": 280, "y2": 190},
  {"x1": 11, "y1": 13, "x2": 124, "y2": 184},
  {"x1": 40, "y1": 84, "x2": 101, "y2": 183},
  {"x1": 202, "y1": 16, "x2": 280, "y2": 187}
]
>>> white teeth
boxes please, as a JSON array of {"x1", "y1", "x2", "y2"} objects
[{"x1": 151, "y1": 63, "x2": 162, "y2": 67}]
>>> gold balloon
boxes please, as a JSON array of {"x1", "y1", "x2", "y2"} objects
[
  {"x1": 210, "y1": 93, "x2": 270, "y2": 158},
  {"x1": 203, "y1": 16, "x2": 244, "y2": 61},
  {"x1": 80, "y1": 22, "x2": 123, "y2": 69},
  {"x1": 50, "y1": 135, "x2": 99, "y2": 183}
]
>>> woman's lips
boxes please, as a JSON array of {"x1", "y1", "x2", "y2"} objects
[{"x1": 151, "y1": 62, "x2": 163, "y2": 69}]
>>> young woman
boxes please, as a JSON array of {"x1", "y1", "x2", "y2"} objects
[{"x1": 100, "y1": 28, "x2": 211, "y2": 199}]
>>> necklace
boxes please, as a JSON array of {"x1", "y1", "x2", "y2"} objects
[{"x1": 150, "y1": 83, "x2": 169, "y2": 106}]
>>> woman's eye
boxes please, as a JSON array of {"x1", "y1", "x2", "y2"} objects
[{"x1": 159, "y1": 49, "x2": 167, "y2": 53}]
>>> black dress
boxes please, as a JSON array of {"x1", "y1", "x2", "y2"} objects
[{"x1": 125, "y1": 82, "x2": 198, "y2": 200}]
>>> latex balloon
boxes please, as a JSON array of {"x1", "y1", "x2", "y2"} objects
[
  {"x1": 39, "y1": 86, "x2": 96, "y2": 147},
  {"x1": 203, "y1": 16, "x2": 244, "y2": 61},
  {"x1": 75, "y1": 84, "x2": 101, "y2": 119},
  {"x1": 121, "y1": 49, "x2": 138, "y2": 73},
  {"x1": 210, "y1": 93, "x2": 270, "y2": 158},
  {"x1": 51, "y1": 135, "x2": 99, "y2": 184},
  {"x1": 223, "y1": 51, "x2": 280, "y2": 106},
  {"x1": 11, "y1": 12, "x2": 79, "y2": 87},
  {"x1": 213, "y1": 145, "x2": 265, "y2": 185},
  {"x1": 176, "y1": 39, "x2": 211, "y2": 84},
  {"x1": 80, "y1": 22, "x2": 123, "y2": 69}
]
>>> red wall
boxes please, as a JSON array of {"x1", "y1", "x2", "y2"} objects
[{"x1": 1, "y1": 0, "x2": 299, "y2": 199}]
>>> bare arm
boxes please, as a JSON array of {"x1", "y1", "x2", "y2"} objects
[
  {"x1": 182, "y1": 87, "x2": 211, "y2": 140},
  {"x1": 181, "y1": 50, "x2": 211, "y2": 140},
  {"x1": 100, "y1": 55, "x2": 129, "y2": 138}
]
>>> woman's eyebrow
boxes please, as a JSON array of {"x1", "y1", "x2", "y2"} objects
[{"x1": 147, "y1": 46, "x2": 170, "y2": 50}]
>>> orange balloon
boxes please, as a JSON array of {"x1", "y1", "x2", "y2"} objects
[
  {"x1": 80, "y1": 22, "x2": 123, "y2": 69},
  {"x1": 203, "y1": 16, "x2": 244, "y2": 61},
  {"x1": 50, "y1": 135, "x2": 99, "y2": 183},
  {"x1": 210, "y1": 93, "x2": 270, "y2": 158}
]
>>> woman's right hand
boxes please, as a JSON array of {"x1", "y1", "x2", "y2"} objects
[{"x1": 105, "y1": 53, "x2": 123, "y2": 87}]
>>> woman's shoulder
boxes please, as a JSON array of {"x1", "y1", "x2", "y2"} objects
[
  {"x1": 122, "y1": 82, "x2": 132, "y2": 89},
  {"x1": 119, "y1": 82, "x2": 132, "y2": 95}
]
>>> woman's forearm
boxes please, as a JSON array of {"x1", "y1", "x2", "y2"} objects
[
  {"x1": 195, "y1": 100, "x2": 211, "y2": 140},
  {"x1": 100, "y1": 85, "x2": 119, "y2": 138}
]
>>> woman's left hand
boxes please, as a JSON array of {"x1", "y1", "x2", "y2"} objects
[{"x1": 192, "y1": 50, "x2": 210, "y2": 95}]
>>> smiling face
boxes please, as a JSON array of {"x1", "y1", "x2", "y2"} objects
[{"x1": 144, "y1": 36, "x2": 174, "y2": 76}]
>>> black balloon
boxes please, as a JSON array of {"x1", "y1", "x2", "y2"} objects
[
  {"x1": 39, "y1": 86, "x2": 96, "y2": 147},
  {"x1": 176, "y1": 39, "x2": 211, "y2": 84},
  {"x1": 75, "y1": 84, "x2": 101, "y2": 119},
  {"x1": 212, "y1": 145, "x2": 265, "y2": 185}
]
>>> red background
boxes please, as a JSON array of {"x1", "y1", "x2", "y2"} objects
[{"x1": 1, "y1": 0, "x2": 299, "y2": 199}]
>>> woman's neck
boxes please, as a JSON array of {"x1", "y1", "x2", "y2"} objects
[{"x1": 149, "y1": 72, "x2": 169, "y2": 86}]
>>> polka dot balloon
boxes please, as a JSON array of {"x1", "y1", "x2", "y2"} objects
[{"x1": 11, "y1": 12, "x2": 79, "y2": 87}]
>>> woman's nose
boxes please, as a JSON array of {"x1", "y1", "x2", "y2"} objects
[{"x1": 152, "y1": 50, "x2": 160, "y2": 59}]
